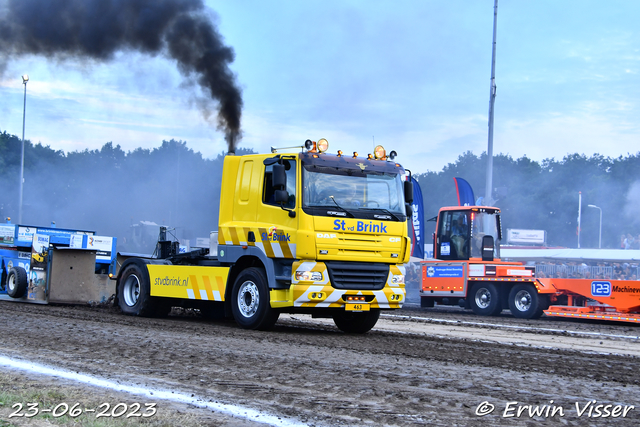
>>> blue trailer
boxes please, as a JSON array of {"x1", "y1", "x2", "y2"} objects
[{"x1": 0, "y1": 221, "x2": 117, "y2": 303}]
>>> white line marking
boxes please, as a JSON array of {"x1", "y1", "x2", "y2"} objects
[{"x1": 0, "y1": 355, "x2": 306, "y2": 427}]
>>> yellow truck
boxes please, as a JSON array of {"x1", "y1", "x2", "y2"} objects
[{"x1": 116, "y1": 139, "x2": 412, "y2": 332}]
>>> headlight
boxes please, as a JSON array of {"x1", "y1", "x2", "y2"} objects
[
  {"x1": 317, "y1": 138, "x2": 329, "y2": 153},
  {"x1": 295, "y1": 271, "x2": 323, "y2": 281},
  {"x1": 391, "y1": 274, "x2": 404, "y2": 285}
]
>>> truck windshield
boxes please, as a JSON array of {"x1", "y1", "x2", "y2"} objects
[
  {"x1": 470, "y1": 211, "x2": 501, "y2": 258},
  {"x1": 302, "y1": 165, "x2": 405, "y2": 217}
]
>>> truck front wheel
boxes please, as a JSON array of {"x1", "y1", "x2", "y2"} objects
[
  {"x1": 231, "y1": 268, "x2": 279, "y2": 330},
  {"x1": 508, "y1": 284, "x2": 548, "y2": 319},
  {"x1": 469, "y1": 282, "x2": 502, "y2": 316},
  {"x1": 6, "y1": 267, "x2": 28, "y2": 298},
  {"x1": 333, "y1": 309, "x2": 380, "y2": 333}
]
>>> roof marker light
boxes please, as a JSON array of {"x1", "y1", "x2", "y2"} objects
[
  {"x1": 317, "y1": 138, "x2": 329, "y2": 153},
  {"x1": 374, "y1": 145, "x2": 386, "y2": 160}
]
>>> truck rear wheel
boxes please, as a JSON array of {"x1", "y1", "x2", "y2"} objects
[
  {"x1": 231, "y1": 268, "x2": 279, "y2": 330},
  {"x1": 420, "y1": 297, "x2": 435, "y2": 308},
  {"x1": 6, "y1": 267, "x2": 28, "y2": 298},
  {"x1": 469, "y1": 282, "x2": 502, "y2": 316},
  {"x1": 118, "y1": 262, "x2": 155, "y2": 317},
  {"x1": 200, "y1": 302, "x2": 226, "y2": 320},
  {"x1": 508, "y1": 283, "x2": 548, "y2": 319},
  {"x1": 333, "y1": 309, "x2": 380, "y2": 333}
]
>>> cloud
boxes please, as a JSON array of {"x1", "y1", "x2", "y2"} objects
[{"x1": 498, "y1": 112, "x2": 640, "y2": 161}]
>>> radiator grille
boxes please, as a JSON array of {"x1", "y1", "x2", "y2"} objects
[{"x1": 325, "y1": 261, "x2": 389, "y2": 290}]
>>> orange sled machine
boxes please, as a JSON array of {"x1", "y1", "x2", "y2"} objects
[{"x1": 420, "y1": 206, "x2": 640, "y2": 323}]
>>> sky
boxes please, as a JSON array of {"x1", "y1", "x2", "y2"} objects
[{"x1": 1, "y1": 0, "x2": 639, "y2": 174}]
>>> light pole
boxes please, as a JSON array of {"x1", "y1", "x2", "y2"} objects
[
  {"x1": 484, "y1": 0, "x2": 498, "y2": 206},
  {"x1": 19, "y1": 74, "x2": 28, "y2": 224},
  {"x1": 588, "y1": 204, "x2": 602, "y2": 249}
]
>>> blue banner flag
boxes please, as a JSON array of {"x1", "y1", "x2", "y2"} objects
[
  {"x1": 453, "y1": 177, "x2": 475, "y2": 206},
  {"x1": 410, "y1": 177, "x2": 425, "y2": 259}
]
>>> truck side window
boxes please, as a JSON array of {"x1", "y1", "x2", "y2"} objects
[{"x1": 263, "y1": 160, "x2": 296, "y2": 209}]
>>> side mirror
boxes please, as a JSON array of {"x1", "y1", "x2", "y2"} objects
[
  {"x1": 482, "y1": 235, "x2": 494, "y2": 262},
  {"x1": 273, "y1": 163, "x2": 286, "y2": 189},
  {"x1": 404, "y1": 180, "x2": 414, "y2": 204},
  {"x1": 274, "y1": 189, "x2": 288, "y2": 204},
  {"x1": 405, "y1": 203, "x2": 413, "y2": 218}
]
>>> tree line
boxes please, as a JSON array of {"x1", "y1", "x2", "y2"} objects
[
  {"x1": 2, "y1": 129, "x2": 638, "y2": 249},
  {"x1": 0, "y1": 130, "x2": 252, "y2": 245},
  {"x1": 414, "y1": 151, "x2": 640, "y2": 249}
]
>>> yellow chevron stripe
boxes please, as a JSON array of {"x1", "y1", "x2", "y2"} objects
[
  {"x1": 190, "y1": 275, "x2": 201, "y2": 300},
  {"x1": 202, "y1": 276, "x2": 214, "y2": 300},
  {"x1": 259, "y1": 227, "x2": 275, "y2": 258},
  {"x1": 218, "y1": 228, "x2": 228, "y2": 244},
  {"x1": 244, "y1": 227, "x2": 255, "y2": 246},
  {"x1": 278, "y1": 238, "x2": 293, "y2": 258},
  {"x1": 229, "y1": 227, "x2": 240, "y2": 245},
  {"x1": 215, "y1": 276, "x2": 225, "y2": 299}
]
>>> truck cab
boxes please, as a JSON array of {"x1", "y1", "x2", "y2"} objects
[{"x1": 434, "y1": 206, "x2": 502, "y2": 261}]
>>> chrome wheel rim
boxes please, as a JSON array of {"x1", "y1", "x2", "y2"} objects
[
  {"x1": 123, "y1": 274, "x2": 141, "y2": 307},
  {"x1": 238, "y1": 281, "x2": 259, "y2": 318},
  {"x1": 7, "y1": 274, "x2": 15, "y2": 293},
  {"x1": 514, "y1": 290, "x2": 532, "y2": 312},
  {"x1": 475, "y1": 288, "x2": 492, "y2": 309}
]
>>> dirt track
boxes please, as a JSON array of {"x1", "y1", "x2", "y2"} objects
[{"x1": 1, "y1": 301, "x2": 640, "y2": 426}]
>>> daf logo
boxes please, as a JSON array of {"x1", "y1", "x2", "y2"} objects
[
  {"x1": 317, "y1": 233, "x2": 337, "y2": 239},
  {"x1": 389, "y1": 237, "x2": 401, "y2": 242}
]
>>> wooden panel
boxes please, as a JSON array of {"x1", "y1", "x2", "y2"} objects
[{"x1": 48, "y1": 249, "x2": 115, "y2": 304}]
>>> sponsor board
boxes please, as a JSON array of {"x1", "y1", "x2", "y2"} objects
[
  {"x1": 86, "y1": 236, "x2": 114, "y2": 261},
  {"x1": 469, "y1": 264, "x2": 485, "y2": 277},
  {"x1": 0, "y1": 225, "x2": 15, "y2": 244},
  {"x1": 425, "y1": 265, "x2": 464, "y2": 278},
  {"x1": 148, "y1": 264, "x2": 230, "y2": 301}
]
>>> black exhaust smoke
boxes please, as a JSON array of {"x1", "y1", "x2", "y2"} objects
[{"x1": 0, "y1": 0, "x2": 242, "y2": 153}]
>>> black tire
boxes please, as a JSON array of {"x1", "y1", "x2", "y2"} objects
[
  {"x1": 469, "y1": 282, "x2": 502, "y2": 316},
  {"x1": 333, "y1": 309, "x2": 380, "y2": 333},
  {"x1": 6, "y1": 267, "x2": 28, "y2": 298},
  {"x1": 152, "y1": 299, "x2": 174, "y2": 318},
  {"x1": 200, "y1": 301, "x2": 226, "y2": 320},
  {"x1": 421, "y1": 297, "x2": 435, "y2": 308},
  {"x1": 508, "y1": 283, "x2": 548, "y2": 319},
  {"x1": 117, "y1": 261, "x2": 156, "y2": 316},
  {"x1": 231, "y1": 267, "x2": 279, "y2": 330}
]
